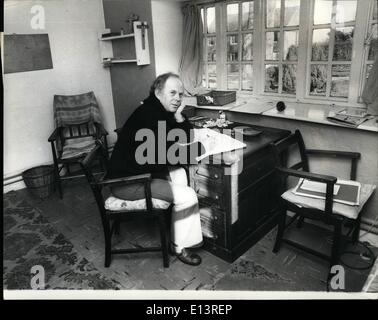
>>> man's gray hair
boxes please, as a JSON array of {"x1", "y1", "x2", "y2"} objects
[{"x1": 150, "y1": 72, "x2": 181, "y2": 96}]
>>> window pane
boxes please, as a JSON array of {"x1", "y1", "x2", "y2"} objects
[
  {"x1": 265, "y1": 64, "x2": 279, "y2": 92},
  {"x1": 208, "y1": 64, "x2": 217, "y2": 88},
  {"x1": 242, "y1": 1, "x2": 254, "y2": 30},
  {"x1": 242, "y1": 64, "x2": 253, "y2": 91},
  {"x1": 227, "y1": 3, "x2": 239, "y2": 32},
  {"x1": 331, "y1": 64, "x2": 350, "y2": 98},
  {"x1": 284, "y1": 30, "x2": 298, "y2": 61},
  {"x1": 207, "y1": 37, "x2": 216, "y2": 62},
  {"x1": 242, "y1": 33, "x2": 253, "y2": 60},
  {"x1": 266, "y1": 32, "x2": 280, "y2": 60},
  {"x1": 373, "y1": 1, "x2": 378, "y2": 20},
  {"x1": 227, "y1": 35, "x2": 239, "y2": 61},
  {"x1": 333, "y1": 27, "x2": 354, "y2": 61},
  {"x1": 284, "y1": 0, "x2": 300, "y2": 26},
  {"x1": 207, "y1": 7, "x2": 215, "y2": 34},
  {"x1": 312, "y1": 28, "x2": 330, "y2": 61},
  {"x1": 310, "y1": 64, "x2": 327, "y2": 96},
  {"x1": 227, "y1": 64, "x2": 240, "y2": 90},
  {"x1": 266, "y1": 0, "x2": 281, "y2": 28},
  {"x1": 365, "y1": 64, "x2": 373, "y2": 80},
  {"x1": 201, "y1": 8, "x2": 204, "y2": 31},
  {"x1": 282, "y1": 64, "x2": 297, "y2": 94},
  {"x1": 335, "y1": 1, "x2": 357, "y2": 24},
  {"x1": 314, "y1": 0, "x2": 332, "y2": 25},
  {"x1": 368, "y1": 24, "x2": 378, "y2": 61}
]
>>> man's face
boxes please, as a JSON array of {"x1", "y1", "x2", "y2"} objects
[{"x1": 155, "y1": 77, "x2": 184, "y2": 113}]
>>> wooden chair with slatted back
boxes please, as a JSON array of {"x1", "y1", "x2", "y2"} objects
[{"x1": 48, "y1": 92, "x2": 108, "y2": 198}]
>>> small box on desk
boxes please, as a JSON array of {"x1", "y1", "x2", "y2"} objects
[{"x1": 196, "y1": 90, "x2": 236, "y2": 106}]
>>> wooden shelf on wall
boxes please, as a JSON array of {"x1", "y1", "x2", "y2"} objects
[
  {"x1": 100, "y1": 33, "x2": 135, "y2": 41},
  {"x1": 98, "y1": 21, "x2": 150, "y2": 66}
]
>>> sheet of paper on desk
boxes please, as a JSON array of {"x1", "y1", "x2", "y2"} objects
[{"x1": 192, "y1": 128, "x2": 246, "y2": 161}]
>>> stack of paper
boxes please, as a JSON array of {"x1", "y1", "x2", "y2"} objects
[{"x1": 293, "y1": 178, "x2": 361, "y2": 206}]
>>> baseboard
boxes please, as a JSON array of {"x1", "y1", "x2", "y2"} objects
[{"x1": 3, "y1": 180, "x2": 26, "y2": 193}]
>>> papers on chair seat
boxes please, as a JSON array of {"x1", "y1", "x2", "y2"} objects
[
  {"x1": 293, "y1": 178, "x2": 361, "y2": 206},
  {"x1": 300, "y1": 180, "x2": 340, "y2": 195}
]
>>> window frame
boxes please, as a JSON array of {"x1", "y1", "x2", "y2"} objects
[{"x1": 198, "y1": 0, "x2": 375, "y2": 109}]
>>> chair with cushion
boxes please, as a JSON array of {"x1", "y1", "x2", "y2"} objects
[
  {"x1": 79, "y1": 141, "x2": 171, "y2": 268},
  {"x1": 270, "y1": 130, "x2": 376, "y2": 276},
  {"x1": 48, "y1": 92, "x2": 108, "y2": 198}
]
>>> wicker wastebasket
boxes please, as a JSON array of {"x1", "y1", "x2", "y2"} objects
[{"x1": 22, "y1": 165, "x2": 56, "y2": 199}]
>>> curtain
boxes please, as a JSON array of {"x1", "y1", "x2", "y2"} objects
[
  {"x1": 179, "y1": 4, "x2": 204, "y2": 96},
  {"x1": 361, "y1": 53, "x2": 378, "y2": 116}
]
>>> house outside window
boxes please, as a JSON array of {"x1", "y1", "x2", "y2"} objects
[{"x1": 199, "y1": 0, "x2": 377, "y2": 108}]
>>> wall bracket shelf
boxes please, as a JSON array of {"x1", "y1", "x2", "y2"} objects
[{"x1": 98, "y1": 21, "x2": 150, "y2": 66}]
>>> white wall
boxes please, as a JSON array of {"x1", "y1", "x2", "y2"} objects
[
  {"x1": 151, "y1": 0, "x2": 184, "y2": 76},
  {"x1": 3, "y1": 0, "x2": 117, "y2": 186}
]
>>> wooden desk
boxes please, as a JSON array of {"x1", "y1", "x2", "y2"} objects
[{"x1": 188, "y1": 121, "x2": 291, "y2": 262}]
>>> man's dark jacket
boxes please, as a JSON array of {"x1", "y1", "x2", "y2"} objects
[{"x1": 107, "y1": 94, "x2": 203, "y2": 179}]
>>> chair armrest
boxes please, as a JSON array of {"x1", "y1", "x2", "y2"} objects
[
  {"x1": 276, "y1": 167, "x2": 337, "y2": 184},
  {"x1": 97, "y1": 173, "x2": 152, "y2": 187},
  {"x1": 276, "y1": 167, "x2": 337, "y2": 214},
  {"x1": 48, "y1": 128, "x2": 60, "y2": 142},
  {"x1": 96, "y1": 123, "x2": 108, "y2": 136},
  {"x1": 305, "y1": 149, "x2": 361, "y2": 160}
]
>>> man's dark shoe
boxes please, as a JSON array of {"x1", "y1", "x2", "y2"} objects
[{"x1": 174, "y1": 248, "x2": 202, "y2": 266}]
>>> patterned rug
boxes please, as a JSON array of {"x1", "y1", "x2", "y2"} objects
[{"x1": 3, "y1": 191, "x2": 121, "y2": 290}]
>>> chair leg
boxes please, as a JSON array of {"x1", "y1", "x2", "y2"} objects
[
  {"x1": 296, "y1": 216, "x2": 305, "y2": 229},
  {"x1": 273, "y1": 210, "x2": 286, "y2": 253},
  {"x1": 53, "y1": 163, "x2": 63, "y2": 199},
  {"x1": 352, "y1": 215, "x2": 361, "y2": 244},
  {"x1": 330, "y1": 222, "x2": 342, "y2": 269},
  {"x1": 158, "y1": 215, "x2": 169, "y2": 268},
  {"x1": 104, "y1": 220, "x2": 112, "y2": 268}
]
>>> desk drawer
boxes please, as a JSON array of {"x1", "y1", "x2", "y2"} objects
[
  {"x1": 194, "y1": 164, "x2": 223, "y2": 183},
  {"x1": 199, "y1": 207, "x2": 226, "y2": 246},
  {"x1": 199, "y1": 205, "x2": 225, "y2": 227},
  {"x1": 239, "y1": 152, "x2": 275, "y2": 190},
  {"x1": 196, "y1": 182, "x2": 225, "y2": 209}
]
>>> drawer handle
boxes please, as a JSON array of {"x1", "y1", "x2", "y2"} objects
[
  {"x1": 215, "y1": 195, "x2": 219, "y2": 200},
  {"x1": 213, "y1": 216, "x2": 218, "y2": 221},
  {"x1": 214, "y1": 174, "x2": 219, "y2": 179}
]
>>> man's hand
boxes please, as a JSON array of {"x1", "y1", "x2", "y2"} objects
[{"x1": 174, "y1": 102, "x2": 186, "y2": 123}]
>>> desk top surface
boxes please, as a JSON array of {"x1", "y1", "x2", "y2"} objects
[{"x1": 190, "y1": 120, "x2": 291, "y2": 164}]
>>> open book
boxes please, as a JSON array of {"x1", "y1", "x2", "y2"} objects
[
  {"x1": 179, "y1": 128, "x2": 246, "y2": 162},
  {"x1": 293, "y1": 178, "x2": 361, "y2": 206}
]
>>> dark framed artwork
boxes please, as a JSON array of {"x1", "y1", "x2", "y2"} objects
[{"x1": 4, "y1": 33, "x2": 53, "y2": 74}]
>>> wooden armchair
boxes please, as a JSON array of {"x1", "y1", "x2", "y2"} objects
[
  {"x1": 48, "y1": 92, "x2": 108, "y2": 198},
  {"x1": 79, "y1": 141, "x2": 171, "y2": 268},
  {"x1": 270, "y1": 130, "x2": 375, "y2": 277}
]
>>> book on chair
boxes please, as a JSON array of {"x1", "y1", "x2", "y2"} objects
[{"x1": 293, "y1": 178, "x2": 361, "y2": 206}]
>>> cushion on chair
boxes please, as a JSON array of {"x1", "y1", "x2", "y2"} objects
[
  {"x1": 61, "y1": 136, "x2": 96, "y2": 159},
  {"x1": 104, "y1": 196, "x2": 171, "y2": 211},
  {"x1": 281, "y1": 183, "x2": 376, "y2": 219}
]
